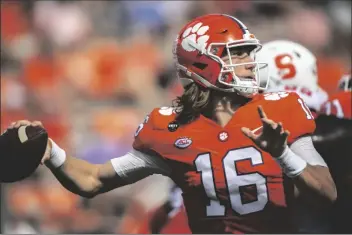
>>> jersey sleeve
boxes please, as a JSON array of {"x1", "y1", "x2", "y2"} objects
[
  {"x1": 290, "y1": 136, "x2": 327, "y2": 167},
  {"x1": 132, "y1": 112, "x2": 154, "y2": 152},
  {"x1": 280, "y1": 92, "x2": 316, "y2": 144},
  {"x1": 132, "y1": 107, "x2": 176, "y2": 156},
  {"x1": 110, "y1": 149, "x2": 171, "y2": 183}
]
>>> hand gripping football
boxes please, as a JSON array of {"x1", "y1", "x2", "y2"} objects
[{"x1": 0, "y1": 125, "x2": 48, "y2": 183}]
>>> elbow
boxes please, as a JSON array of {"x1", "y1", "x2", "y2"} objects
[
  {"x1": 63, "y1": 182, "x2": 99, "y2": 199},
  {"x1": 78, "y1": 187, "x2": 100, "y2": 199},
  {"x1": 77, "y1": 174, "x2": 103, "y2": 199},
  {"x1": 327, "y1": 184, "x2": 337, "y2": 204},
  {"x1": 309, "y1": 185, "x2": 337, "y2": 210},
  {"x1": 324, "y1": 175, "x2": 338, "y2": 204},
  {"x1": 319, "y1": 181, "x2": 337, "y2": 207}
]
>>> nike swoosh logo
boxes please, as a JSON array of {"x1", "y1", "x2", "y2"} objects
[{"x1": 251, "y1": 126, "x2": 263, "y2": 133}]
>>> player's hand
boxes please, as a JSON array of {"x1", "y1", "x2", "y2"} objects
[
  {"x1": 7, "y1": 120, "x2": 52, "y2": 164},
  {"x1": 241, "y1": 106, "x2": 290, "y2": 158}
]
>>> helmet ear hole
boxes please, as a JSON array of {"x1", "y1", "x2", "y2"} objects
[
  {"x1": 211, "y1": 47, "x2": 220, "y2": 55},
  {"x1": 193, "y1": 63, "x2": 208, "y2": 70}
]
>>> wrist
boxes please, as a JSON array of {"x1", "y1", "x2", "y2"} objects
[
  {"x1": 274, "y1": 146, "x2": 307, "y2": 178},
  {"x1": 271, "y1": 146, "x2": 287, "y2": 159},
  {"x1": 45, "y1": 138, "x2": 66, "y2": 168}
]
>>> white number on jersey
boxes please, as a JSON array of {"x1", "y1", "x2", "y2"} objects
[
  {"x1": 195, "y1": 147, "x2": 268, "y2": 216},
  {"x1": 298, "y1": 98, "x2": 314, "y2": 120},
  {"x1": 322, "y1": 99, "x2": 344, "y2": 118}
]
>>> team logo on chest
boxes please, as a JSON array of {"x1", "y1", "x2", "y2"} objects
[
  {"x1": 218, "y1": 131, "x2": 229, "y2": 142},
  {"x1": 174, "y1": 137, "x2": 192, "y2": 149}
]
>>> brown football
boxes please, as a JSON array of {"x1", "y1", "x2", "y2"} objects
[{"x1": 0, "y1": 125, "x2": 48, "y2": 183}]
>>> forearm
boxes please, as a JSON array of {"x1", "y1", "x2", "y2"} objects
[
  {"x1": 47, "y1": 156, "x2": 103, "y2": 198},
  {"x1": 45, "y1": 141, "x2": 170, "y2": 198},
  {"x1": 274, "y1": 137, "x2": 336, "y2": 206},
  {"x1": 292, "y1": 164, "x2": 337, "y2": 206},
  {"x1": 45, "y1": 139, "x2": 127, "y2": 198}
]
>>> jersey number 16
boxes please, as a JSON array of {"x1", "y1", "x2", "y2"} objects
[{"x1": 195, "y1": 147, "x2": 268, "y2": 216}]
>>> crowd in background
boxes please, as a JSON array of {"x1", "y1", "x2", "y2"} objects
[{"x1": 1, "y1": 0, "x2": 351, "y2": 233}]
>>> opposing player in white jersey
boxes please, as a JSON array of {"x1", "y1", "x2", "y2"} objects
[{"x1": 256, "y1": 40, "x2": 328, "y2": 115}]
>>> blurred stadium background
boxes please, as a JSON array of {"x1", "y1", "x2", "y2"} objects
[{"x1": 1, "y1": 0, "x2": 351, "y2": 233}]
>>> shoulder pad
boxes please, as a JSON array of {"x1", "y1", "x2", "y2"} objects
[
  {"x1": 265, "y1": 85, "x2": 328, "y2": 111},
  {"x1": 261, "y1": 91, "x2": 293, "y2": 102},
  {"x1": 257, "y1": 92, "x2": 316, "y2": 143},
  {"x1": 148, "y1": 107, "x2": 177, "y2": 130}
]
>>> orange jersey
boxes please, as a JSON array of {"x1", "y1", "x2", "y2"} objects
[
  {"x1": 133, "y1": 92, "x2": 315, "y2": 234},
  {"x1": 320, "y1": 91, "x2": 352, "y2": 119},
  {"x1": 266, "y1": 84, "x2": 328, "y2": 112}
]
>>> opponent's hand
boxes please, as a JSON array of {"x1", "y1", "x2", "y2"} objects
[
  {"x1": 8, "y1": 120, "x2": 52, "y2": 164},
  {"x1": 241, "y1": 106, "x2": 290, "y2": 158}
]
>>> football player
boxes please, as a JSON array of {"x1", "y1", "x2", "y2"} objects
[
  {"x1": 7, "y1": 14, "x2": 336, "y2": 234},
  {"x1": 142, "y1": 39, "x2": 340, "y2": 234},
  {"x1": 256, "y1": 40, "x2": 329, "y2": 116},
  {"x1": 314, "y1": 71, "x2": 352, "y2": 233}
]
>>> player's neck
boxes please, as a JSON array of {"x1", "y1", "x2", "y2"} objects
[{"x1": 206, "y1": 94, "x2": 250, "y2": 127}]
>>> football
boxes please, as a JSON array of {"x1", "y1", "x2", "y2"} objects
[{"x1": 0, "y1": 125, "x2": 48, "y2": 183}]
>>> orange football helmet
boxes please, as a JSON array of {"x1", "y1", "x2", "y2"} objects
[{"x1": 173, "y1": 14, "x2": 268, "y2": 97}]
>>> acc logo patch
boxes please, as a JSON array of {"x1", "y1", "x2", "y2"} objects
[{"x1": 174, "y1": 137, "x2": 192, "y2": 149}]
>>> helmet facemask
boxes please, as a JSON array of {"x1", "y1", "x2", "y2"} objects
[{"x1": 207, "y1": 40, "x2": 269, "y2": 97}]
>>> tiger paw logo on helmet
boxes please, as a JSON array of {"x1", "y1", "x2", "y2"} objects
[{"x1": 181, "y1": 22, "x2": 210, "y2": 52}]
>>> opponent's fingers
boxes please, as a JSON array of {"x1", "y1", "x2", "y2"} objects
[
  {"x1": 258, "y1": 106, "x2": 268, "y2": 119},
  {"x1": 241, "y1": 127, "x2": 259, "y2": 142}
]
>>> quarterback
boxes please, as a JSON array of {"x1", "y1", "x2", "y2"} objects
[{"x1": 8, "y1": 14, "x2": 336, "y2": 233}]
